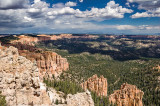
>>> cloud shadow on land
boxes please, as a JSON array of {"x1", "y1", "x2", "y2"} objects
[{"x1": 41, "y1": 38, "x2": 160, "y2": 61}]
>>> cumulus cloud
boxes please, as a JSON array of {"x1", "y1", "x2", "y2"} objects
[
  {"x1": 3, "y1": 0, "x2": 157, "y2": 34},
  {"x1": 128, "y1": 0, "x2": 160, "y2": 18},
  {"x1": 34, "y1": 0, "x2": 132, "y2": 20},
  {"x1": 75, "y1": 1, "x2": 133, "y2": 19},
  {"x1": 127, "y1": 0, "x2": 160, "y2": 10},
  {"x1": 0, "y1": 9, "x2": 34, "y2": 28},
  {"x1": 0, "y1": 0, "x2": 29, "y2": 9},
  {"x1": 65, "y1": 2, "x2": 77, "y2": 7},
  {"x1": 131, "y1": 7, "x2": 160, "y2": 18}
]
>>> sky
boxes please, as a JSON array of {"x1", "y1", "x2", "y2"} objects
[{"x1": 0, "y1": 0, "x2": 160, "y2": 35}]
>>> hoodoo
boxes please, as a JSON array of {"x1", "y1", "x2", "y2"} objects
[
  {"x1": 109, "y1": 83, "x2": 144, "y2": 106},
  {"x1": 81, "y1": 74, "x2": 108, "y2": 97}
]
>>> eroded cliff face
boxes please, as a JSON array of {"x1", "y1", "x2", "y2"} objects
[
  {"x1": 109, "y1": 83, "x2": 144, "y2": 106},
  {"x1": 0, "y1": 44, "x2": 94, "y2": 106},
  {"x1": 4, "y1": 43, "x2": 69, "y2": 79},
  {"x1": 81, "y1": 74, "x2": 108, "y2": 97},
  {"x1": 19, "y1": 49, "x2": 69, "y2": 79},
  {"x1": 0, "y1": 44, "x2": 51, "y2": 106}
]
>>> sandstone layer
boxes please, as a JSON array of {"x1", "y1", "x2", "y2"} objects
[
  {"x1": 109, "y1": 83, "x2": 144, "y2": 106},
  {"x1": 19, "y1": 49, "x2": 69, "y2": 79},
  {"x1": 5, "y1": 43, "x2": 69, "y2": 79},
  {"x1": 81, "y1": 74, "x2": 108, "y2": 97}
]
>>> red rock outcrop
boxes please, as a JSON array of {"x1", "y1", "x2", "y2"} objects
[
  {"x1": 3, "y1": 43, "x2": 69, "y2": 79},
  {"x1": 81, "y1": 74, "x2": 108, "y2": 97},
  {"x1": 109, "y1": 83, "x2": 144, "y2": 106},
  {"x1": 19, "y1": 50, "x2": 69, "y2": 79}
]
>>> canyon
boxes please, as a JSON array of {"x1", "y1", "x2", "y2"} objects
[{"x1": 0, "y1": 34, "x2": 147, "y2": 106}]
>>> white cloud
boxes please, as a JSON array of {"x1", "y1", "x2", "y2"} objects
[
  {"x1": 65, "y1": 2, "x2": 77, "y2": 7},
  {"x1": 24, "y1": 16, "x2": 33, "y2": 22},
  {"x1": 3, "y1": 0, "x2": 159, "y2": 34},
  {"x1": 131, "y1": 12, "x2": 151, "y2": 18},
  {"x1": 116, "y1": 24, "x2": 160, "y2": 30},
  {"x1": 79, "y1": 0, "x2": 83, "y2": 3},
  {"x1": 75, "y1": 1, "x2": 133, "y2": 19},
  {"x1": 128, "y1": 0, "x2": 160, "y2": 18},
  {"x1": 138, "y1": 25, "x2": 160, "y2": 30},
  {"x1": 34, "y1": 0, "x2": 40, "y2": 3},
  {"x1": 131, "y1": 7, "x2": 160, "y2": 18},
  {"x1": 116, "y1": 25, "x2": 136, "y2": 30}
]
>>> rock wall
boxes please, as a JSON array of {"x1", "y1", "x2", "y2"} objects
[
  {"x1": 109, "y1": 83, "x2": 144, "y2": 106},
  {"x1": 0, "y1": 44, "x2": 51, "y2": 106},
  {"x1": 4, "y1": 43, "x2": 69, "y2": 79},
  {"x1": 19, "y1": 49, "x2": 69, "y2": 79},
  {"x1": 81, "y1": 74, "x2": 108, "y2": 97}
]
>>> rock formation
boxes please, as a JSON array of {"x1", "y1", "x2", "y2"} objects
[
  {"x1": 0, "y1": 44, "x2": 94, "y2": 106},
  {"x1": 0, "y1": 44, "x2": 51, "y2": 105},
  {"x1": 109, "y1": 83, "x2": 144, "y2": 106},
  {"x1": 4, "y1": 43, "x2": 69, "y2": 79},
  {"x1": 19, "y1": 49, "x2": 69, "y2": 79},
  {"x1": 65, "y1": 90, "x2": 94, "y2": 106},
  {"x1": 81, "y1": 74, "x2": 108, "y2": 97},
  {"x1": 47, "y1": 88, "x2": 94, "y2": 106}
]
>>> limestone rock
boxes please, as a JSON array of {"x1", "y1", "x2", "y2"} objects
[
  {"x1": 109, "y1": 83, "x2": 144, "y2": 106},
  {"x1": 65, "y1": 90, "x2": 94, "y2": 106},
  {"x1": 47, "y1": 88, "x2": 66, "y2": 104},
  {"x1": 81, "y1": 74, "x2": 108, "y2": 97}
]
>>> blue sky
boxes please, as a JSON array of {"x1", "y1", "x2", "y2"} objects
[{"x1": 0, "y1": 0, "x2": 160, "y2": 34}]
